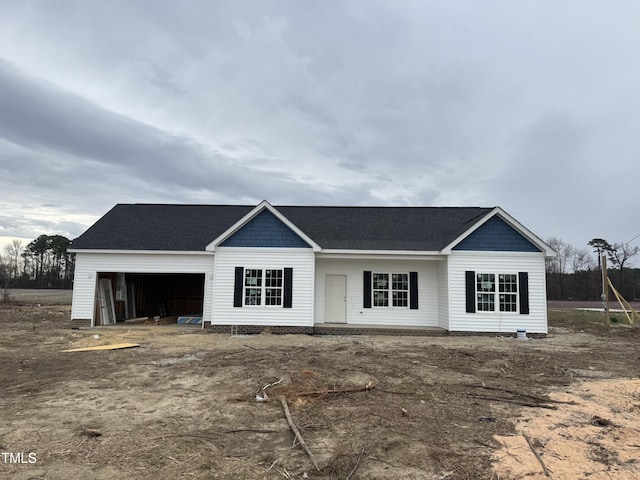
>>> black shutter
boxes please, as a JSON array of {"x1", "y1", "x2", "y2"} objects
[
  {"x1": 363, "y1": 271, "x2": 372, "y2": 308},
  {"x1": 465, "y1": 271, "x2": 476, "y2": 313},
  {"x1": 283, "y1": 268, "x2": 293, "y2": 308},
  {"x1": 519, "y1": 272, "x2": 529, "y2": 314},
  {"x1": 409, "y1": 271, "x2": 418, "y2": 309},
  {"x1": 233, "y1": 267, "x2": 244, "y2": 307}
]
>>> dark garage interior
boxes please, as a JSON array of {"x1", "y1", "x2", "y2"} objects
[{"x1": 96, "y1": 272, "x2": 205, "y2": 324}]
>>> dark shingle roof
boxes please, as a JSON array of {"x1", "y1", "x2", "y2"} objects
[
  {"x1": 279, "y1": 206, "x2": 492, "y2": 250},
  {"x1": 70, "y1": 204, "x2": 493, "y2": 251},
  {"x1": 70, "y1": 204, "x2": 253, "y2": 251}
]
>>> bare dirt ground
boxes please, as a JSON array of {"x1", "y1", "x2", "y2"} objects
[{"x1": 0, "y1": 291, "x2": 639, "y2": 479}]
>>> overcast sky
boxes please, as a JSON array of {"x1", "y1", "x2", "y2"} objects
[{"x1": 1, "y1": 1, "x2": 639, "y2": 255}]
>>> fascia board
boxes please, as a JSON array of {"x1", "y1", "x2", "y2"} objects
[
  {"x1": 205, "y1": 200, "x2": 321, "y2": 251},
  {"x1": 317, "y1": 249, "x2": 444, "y2": 260},
  {"x1": 68, "y1": 249, "x2": 213, "y2": 255},
  {"x1": 214, "y1": 246, "x2": 315, "y2": 254}
]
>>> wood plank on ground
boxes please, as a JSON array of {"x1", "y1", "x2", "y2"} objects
[{"x1": 62, "y1": 343, "x2": 140, "y2": 352}]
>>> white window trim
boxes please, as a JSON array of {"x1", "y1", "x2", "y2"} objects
[
  {"x1": 475, "y1": 272, "x2": 519, "y2": 313},
  {"x1": 372, "y1": 272, "x2": 410, "y2": 309},
  {"x1": 243, "y1": 268, "x2": 284, "y2": 308}
]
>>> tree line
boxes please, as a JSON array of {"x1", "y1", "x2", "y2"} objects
[
  {"x1": 0, "y1": 235, "x2": 74, "y2": 299},
  {"x1": 2, "y1": 232, "x2": 638, "y2": 302},
  {"x1": 546, "y1": 237, "x2": 640, "y2": 301}
]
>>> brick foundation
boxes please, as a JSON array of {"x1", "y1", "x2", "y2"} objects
[
  {"x1": 208, "y1": 325, "x2": 314, "y2": 335},
  {"x1": 448, "y1": 331, "x2": 547, "y2": 339},
  {"x1": 206, "y1": 324, "x2": 546, "y2": 338}
]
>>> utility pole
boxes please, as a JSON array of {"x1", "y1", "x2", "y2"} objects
[{"x1": 602, "y1": 254, "x2": 610, "y2": 327}]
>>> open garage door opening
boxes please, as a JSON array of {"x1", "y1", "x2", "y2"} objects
[{"x1": 95, "y1": 273, "x2": 205, "y2": 326}]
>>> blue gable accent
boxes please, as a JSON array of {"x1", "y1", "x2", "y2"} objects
[
  {"x1": 453, "y1": 216, "x2": 541, "y2": 252},
  {"x1": 220, "y1": 209, "x2": 311, "y2": 248}
]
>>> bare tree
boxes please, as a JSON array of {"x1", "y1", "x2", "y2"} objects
[
  {"x1": 607, "y1": 242, "x2": 640, "y2": 292},
  {"x1": 571, "y1": 248, "x2": 595, "y2": 273},
  {"x1": 6, "y1": 239, "x2": 23, "y2": 275},
  {"x1": 0, "y1": 240, "x2": 23, "y2": 301},
  {"x1": 0, "y1": 252, "x2": 7, "y2": 302},
  {"x1": 546, "y1": 237, "x2": 575, "y2": 299},
  {"x1": 546, "y1": 237, "x2": 574, "y2": 274}
]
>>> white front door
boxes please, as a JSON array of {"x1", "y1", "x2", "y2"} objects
[{"x1": 325, "y1": 275, "x2": 347, "y2": 323}]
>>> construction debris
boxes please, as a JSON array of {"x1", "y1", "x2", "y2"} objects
[
  {"x1": 279, "y1": 396, "x2": 320, "y2": 471},
  {"x1": 62, "y1": 343, "x2": 140, "y2": 352}
]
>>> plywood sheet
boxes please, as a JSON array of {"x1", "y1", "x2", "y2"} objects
[{"x1": 62, "y1": 343, "x2": 140, "y2": 352}]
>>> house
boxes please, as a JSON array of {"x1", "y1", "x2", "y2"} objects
[{"x1": 68, "y1": 201, "x2": 555, "y2": 334}]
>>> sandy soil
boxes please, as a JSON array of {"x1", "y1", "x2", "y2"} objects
[
  {"x1": 494, "y1": 379, "x2": 640, "y2": 479},
  {"x1": 0, "y1": 293, "x2": 639, "y2": 479}
]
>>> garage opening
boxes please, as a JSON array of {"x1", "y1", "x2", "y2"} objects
[{"x1": 95, "y1": 273, "x2": 205, "y2": 326}]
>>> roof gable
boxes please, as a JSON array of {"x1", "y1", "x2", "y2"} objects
[
  {"x1": 219, "y1": 209, "x2": 311, "y2": 248},
  {"x1": 453, "y1": 215, "x2": 541, "y2": 252}
]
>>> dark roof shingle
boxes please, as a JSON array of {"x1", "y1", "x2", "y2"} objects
[{"x1": 70, "y1": 204, "x2": 493, "y2": 251}]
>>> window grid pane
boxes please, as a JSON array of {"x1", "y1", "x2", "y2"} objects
[
  {"x1": 265, "y1": 288, "x2": 282, "y2": 306},
  {"x1": 373, "y1": 273, "x2": 389, "y2": 307},
  {"x1": 477, "y1": 293, "x2": 494, "y2": 311},
  {"x1": 373, "y1": 273, "x2": 389, "y2": 289},
  {"x1": 374, "y1": 290, "x2": 389, "y2": 307},
  {"x1": 499, "y1": 294, "x2": 517, "y2": 312},
  {"x1": 393, "y1": 273, "x2": 408, "y2": 307},
  {"x1": 244, "y1": 269, "x2": 262, "y2": 305},
  {"x1": 392, "y1": 273, "x2": 408, "y2": 291},
  {"x1": 476, "y1": 273, "x2": 495, "y2": 311},
  {"x1": 499, "y1": 274, "x2": 518, "y2": 311},
  {"x1": 393, "y1": 290, "x2": 408, "y2": 307},
  {"x1": 245, "y1": 288, "x2": 261, "y2": 305},
  {"x1": 265, "y1": 269, "x2": 283, "y2": 288},
  {"x1": 476, "y1": 273, "x2": 495, "y2": 292},
  {"x1": 265, "y1": 269, "x2": 283, "y2": 306},
  {"x1": 245, "y1": 269, "x2": 262, "y2": 287}
]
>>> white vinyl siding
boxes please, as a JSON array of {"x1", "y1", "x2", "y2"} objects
[
  {"x1": 71, "y1": 252, "x2": 214, "y2": 323},
  {"x1": 447, "y1": 251, "x2": 547, "y2": 333},
  {"x1": 315, "y1": 258, "x2": 441, "y2": 327},
  {"x1": 437, "y1": 260, "x2": 449, "y2": 329},
  {"x1": 212, "y1": 248, "x2": 314, "y2": 326}
]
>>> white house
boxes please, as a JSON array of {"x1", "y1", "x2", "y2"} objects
[{"x1": 69, "y1": 201, "x2": 555, "y2": 334}]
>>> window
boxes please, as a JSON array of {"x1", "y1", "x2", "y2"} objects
[
  {"x1": 475, "y1": 273, "x2": 518, "y2": 312},
  {"x1": 466, "y1": 270, "x2": 528, "y2": 315},
  {"x1": 243, "y1": 268, "x2": 283, "y2": 306},
  {"x1": 373, "y1": 272, "x2": 409, "y2": 308}
]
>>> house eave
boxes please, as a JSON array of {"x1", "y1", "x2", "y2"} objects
[
  {"x1": 68, "y1": 249, "x2": 213, "y2": 255},
  {"x1": 317, "y1": 249, "x2": 444, "y2": 260}
]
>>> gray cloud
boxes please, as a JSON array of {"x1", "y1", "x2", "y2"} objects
[
  {"x1": 1, "y1": 1, "x2": 640, "y2": 251},
  {"x1": 0, "y1": 60, "x2": 366, "y2": 206}
]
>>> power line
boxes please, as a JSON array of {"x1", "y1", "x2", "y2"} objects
[{"x1": 624, "y1": 233, "x2": 640, "y2": 246}]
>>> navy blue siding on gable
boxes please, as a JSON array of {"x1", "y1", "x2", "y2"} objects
[
  {"x1": 453, "y1": 216, "x2": 541, "y2": 252},
  {"x1": 220, "y1": 210, "x2": 311, "y2": 248}
]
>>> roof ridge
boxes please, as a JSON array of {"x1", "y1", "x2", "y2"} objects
[{"x1": 116, "y1": 203, "x2": 493, "y2": 209}]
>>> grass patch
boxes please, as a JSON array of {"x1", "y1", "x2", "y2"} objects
[{"x1": 549, "y1": 308, "x2": 637, "y2": 332}]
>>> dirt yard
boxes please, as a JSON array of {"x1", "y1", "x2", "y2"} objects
[{"x1": 1, "y1": 292, "x2": 639, "y2": 479}]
